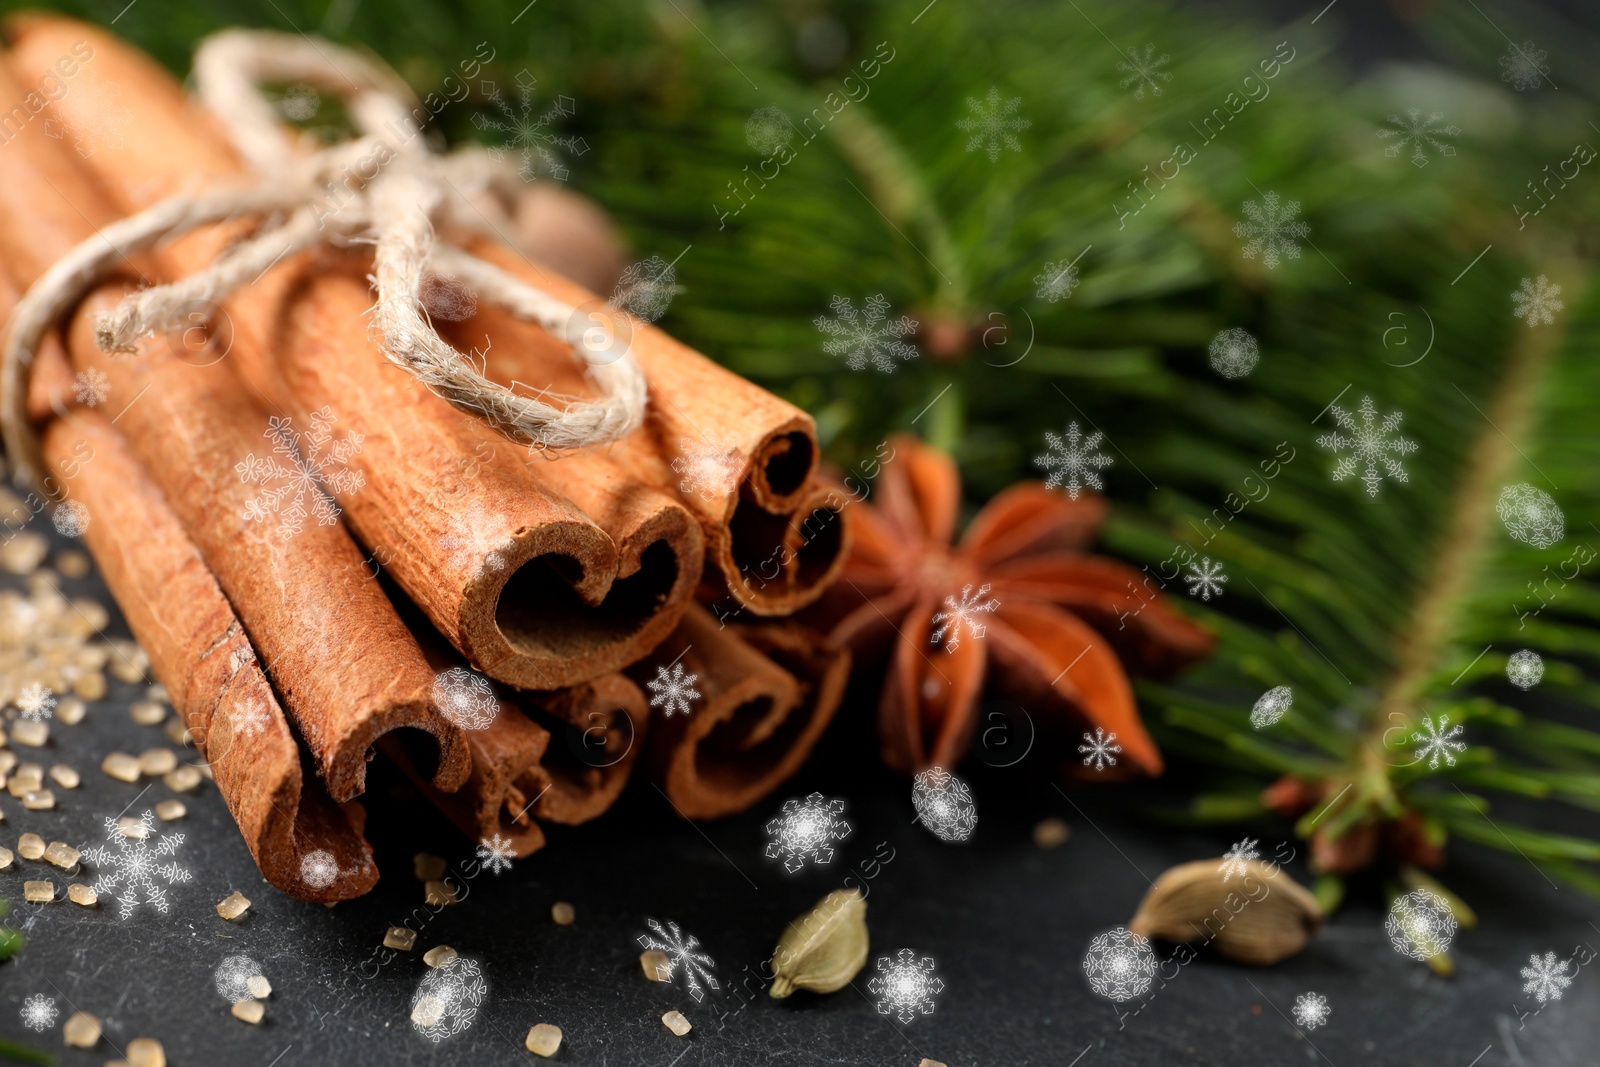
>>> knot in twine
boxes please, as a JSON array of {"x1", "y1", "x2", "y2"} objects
[{"x1": 1, "y1": 29, "x2": 646, "y2": 492}]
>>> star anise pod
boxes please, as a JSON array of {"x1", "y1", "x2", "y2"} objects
[{"x1": 811, "y1": 435, "x2": 1212, "y2": 775}]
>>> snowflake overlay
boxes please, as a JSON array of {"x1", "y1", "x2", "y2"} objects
[
  {"x1": 1385, "y1": 888, "x2": 1458, "y2": 961},
  {"x1": 1083, "y1": 927, "x2": 1156, "y2": 1002},
  {"x1": 433, "y1": 666, "x2": 499, "y2": 730},
  {"x1": 1207, "y1": 327, "x2": 1259, "y2": 379},
  {"x1": 637, "y1": 919, "x2": 720, "y2": 1002},
  {"x1": 281, "y1": 83, "x2": 320, "y2": 121},
  {"x1": 214, "y1": 954, "x2": 262, "y2": 1003},
  {"x1": 868, "y1": 949, "x2": 943, "y2": 1024},
  {"x1": 52, "y1": 499, "x2": 90, "y2": 537},
  {"x1": 612, "y1": 256, "x2": 684, "y2": 324},
  {"x1": 745, "y1": 106, "x2": 795, "y2": 156},
  {"x1": 1034, "y1": 422, "x2": 1113, "y2": 500},
  {"x1": 1317, "y1": 395, "x2": 1419, "y2": 496},
  {"x1": 956, "y1": 86, "x2": 1030, "y2": 162},
  {"x1": 83, "y1": 810, "x2": 191, "y2": 918},
  {"x1": 1078, "y1": 727, "x2": 1122, "y2": 771},
  {"x1": 1293, "y1": 991, "x2": 1331, "y2": 1030},
  {"x1": 1512, "y1": 275, "x2": 1563, "y2": 328},
  {"x1": 764, "y1": 792, "x2": 852, "y2": 873},
  {"x1": 15, "y1": 683, "x2": 55, "y2": 723},
  {"x1": 1506, "y1": 649, "x2": 1544, "y2": 690},
  {"x1": 439, "y1": 502, "x2": 512, "y2": 574},
  {"x1": 301, "y1": 849, "x2": 340, "y2": 889},
  {"x1": 1500, "y1": 42, "x2": 1550, "y2": 92},
  {"x1": 1184, "y1": 557, "x2": 1227, "y2": 601},
  {"x1": 411, "y1": 956, "x2": 487, "y2": 1042},
  {"x1": 912, "y1": 766, "x2": 978, "y2": 842},
  {"x1": 231, "y1": 698, "x2": 269, "y2": 738},
  {"x1": 1116, "y1": 43, "x2": 1172, "y2": 100},
  {"x1": 44, "y1": 79, "x2": 132, "y2": 158},
  {"x1": 1233, "y1": 191, "x2": 1310, "y2": 270},
  {"x1": 476, "y1": 833, "x2": 515, "y2": 875},
  {"x1": 236, "y1": 408, "x2": 365, "y2": 539},
  {"x1": 20, "y1": 994, "x2": 56, "y2": 1032},
  {"x1": 671, "y1": 432, "x2": 743, "y2": 502},
  {"x1": 1250, "y1": 685, "x2": 1292, "y2": 729},
  {"x1": 1521, "y1": 951, "x2": 1573, "y2": 1004},
  {"x1": 646, "y1": 662, "x2": 700, "y2": 718},
  {"x1": 1219, "y1": 837, "x2": 1260, "y2": 881},
  {"x1": 1496, "y1": 483, "x2": 1564, "y2": 548},
  {"x1": 73, "y1": 368, "x2": 110, "y2": 407},
  {"x1": 471, "y1": 73, "x2": 587, "y2": 182},
  {"x1": 930, "y1": 583, "x2": 1000, "y2": 653},
  {"x1": 420, "y1": 272, "x2": 478, "y2": 322},
  {"x1": 1411, "y1": 713, "x2": 1466, "y2": 770},
  {"x1": 1034, "y1": 260, "x2": 1080, "y2": 303},
  {"x1": 814, "y1": 294, "x2": 920, "y2": 373},
  {"x1": 1378, "y1": 109, "x2": 1459, "y2": 167}
]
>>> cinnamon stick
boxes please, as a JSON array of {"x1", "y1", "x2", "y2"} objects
[
  {"x1": 0, "y1": 45, "x2": 469, "y2": 803},
  {"x1": 628, "y1": 605, "x2": 849, "y2": 819},
  {"x1": 9, "y1": 17, "x2": 706, "y2": 691}
]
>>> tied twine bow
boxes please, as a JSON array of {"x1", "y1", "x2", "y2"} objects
[{"x1": 1, "y1": 29, "x2": 647, "y2": 494}]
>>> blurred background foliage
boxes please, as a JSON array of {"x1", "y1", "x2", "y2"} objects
[{"x1": 17, "y1": 0, "x2": 1600, "y2": 909}]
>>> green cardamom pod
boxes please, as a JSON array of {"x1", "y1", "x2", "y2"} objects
[{"x1": 769, "y1": 888, "x2": 869, "y2": 998}]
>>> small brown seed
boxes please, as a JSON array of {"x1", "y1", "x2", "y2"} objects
[
  {"x1": 147, "y1": 684, "x2": 170, "y2": 703},
  {"x1": 67, "y1": 883, "x2": 97, "y2": 906},
  {"x1": 129, "y1": 701, "x2": 166, "y2": 726},
  {"x1": 54, "y1": 697, "x2": 86, "y2": 725},
  {"x1": 137, "y1": 749, "x2": 177, "y2": 776},
  {"x1": 11, "y1": 720, "x2": 47, "y2": 747},
  {"x1": 117, "y1": 815, "x2": 150, "y2": 839},
  {"x1": 18, "y1": 831, "x2": 45, "y2": 860},
  {"x1": 422, "y1": 945, "x2": 457, "y2": 968},
  {"x1": 48, "y1": 764, "x2": 80, "y2": 789},
  {"x1": 1032, "y1": 817, "x2": 1070, "y2": 848},
  {"x1": 413, "y1": 852, "x2": 446, "y2": 881},
  {"x1": 919, "y1": 1060, "x2": 949, "y2": 1067},
  {"x1": 246, "y1": 975, "x2": 271, "y2": 1000},
  {"x1": 0, "y1": 846, "x2": 12, "y2": 869},
  {"x1": 383, "y1": 927, "x2": 417, "y2": 951},
  {"x1": 424, "y1": 880, "x2": 456, "y2": 906},
  {"x1": 162, "y1": 718, "x2": 192, "y2": 747},
  {"x1": 155, "y1": 799, "x2": 186, "y2": 821},
  {"x1": 55, "y1": 550, "x2": 90, "y2": 579},
  {"x1": 0, "y1": 752, "x2": 15, "y2": 775},
  {"x1": 163, "y1": 766, "x2": 202, "y2": 793},
  {"x1": 525, "y1": 1023, "x2": 562, "y2": 1057},
  {"x1": 551, "y1": 901, "x2": 575, "y2": 926},
  {"x1": 71, "y1": 671, "x2": 105, "y2": 701},
  {"x1": 43, "y1": 841, "x2": 80, "y2": 869},
  {"x1": 661, "y1": 1010, "x2": 692, "y2": 1037},
  {"x1": 217, "y1": 891, "x2": 251, "y2": 921},
  {"x1": 63, "y1": 1010, "x2": 101, "y2": 1046},
  {"x1": 640, "y1": 950, "x2": 672, "y2": 983},
  {"x1": 101, "y1": 752, "x2": 140, "y2": 782},
  {"x1": 127, "y1": 1036, "x2": 165, "y2": 1067},
  {"x1": 109, "y1": 647, "x2": 149, "y2": 684},
  {"x1": 23, "y1": 879, "x2": 53, "y2": 903},
  {"x1": 231, "y1": 999, "x2": 264, "y2": 1024},
  {"x1": 23, "y1": 789, "x2": 56, "y2": 810},
  {"x1": 0, "y1": 532, "x2": 49, "y2": 574}
]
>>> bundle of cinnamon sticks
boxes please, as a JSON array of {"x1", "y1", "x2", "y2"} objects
[{"x1": 0, "y1": 16, "x2": 850, "y2": 901}]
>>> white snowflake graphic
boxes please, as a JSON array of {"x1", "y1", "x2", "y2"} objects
[
  {"x1": 420, "y1": 272, "x2": 478, "y2": 322},
  {"x1": 1506, "y1": 649, "x2": 1544, "y2": 690},
  {"x1": 236, "y1": 408, "x2": 365, "y2": 539},
  {"x1": 868, "y1": 949, "x2": 943, "y2": 1024},
  {"x1": 1078, "y1": 727, "x2": 1122, "y2": 772},
  {"x1": 19, "y1": 994, "x2": 56, "y2": 1032},
  {"x1": 1496, "y1": 483, "x2": 1564, "y2": 548},
  {"x1": 231, "y1": 698, "x2": 269, "y2": 738},
  {"x1": 1385, "y1": 888, "x2": 1458, "y2": 961},
  {"x1": 956, "y1": 86, "x2": 1030, "y2": 162},
  {"x1": 1411, "y1": 713, "x2": 1466, "y2": 770},
  {"x1": 1512, "y1": 275, "x2": 1563, "y2": 328},
  {"x1": 612, "y1": 255, "x2": 684, "y2": 324},
  {"x1": 1034, "y1": 421, "x2": 1112, "y2": 501},
  {"x1": 745, "y1": 106, "x2": 795, "y2": 156},
  {"x1": 43, "y1": 79, "x2": 132, "y2": 158},
  {"x1": 1521, "y1": 950, "x2": 1573, "y2": 1004},
  {"x1": 1116, "y1": 43, "x2": 1172, "y2": 100},
  {"x1": 411, "y1": 956, "x2": 487, "y2": 1042},
  {"x1": 1293, "y1": 991, "x2": 1331, "y2": 1030},
  {"x1": 476, "y1": 833, "x2": 515, "y2": 875},
  {"x1": 214, "y1": 954, "x2": 262, "y2": 1004},
  {"x1": 280, "y1": 82, "x2": 320, "y2": 121},
  {"x1": 1250, "y1": 685, "x2": 1292, "y2": 729},
  {"x1": 300, "y1": 849, "x2": 341, "y2": 889},
  {"x1": 1316, "y1": 395, "x2": 1419, "y2": 496},
  {"x1": 83, "y1": 810, "x2": 191, "y2": 918},
  {"x1": 670, "y1": 432, "x2": 743, "y2": 502},
  {"x1": 1233, "y1": 191, "x2": 1310, "y2": 270},
  {"x1": 1500, "y1": 41, "x2": 1550, "y2": 92},
  {"x1": 814, "y1": 294, "x2": 920, "y2": 373},
  {"x1": 764, "y1": 792, "x2": 852, "y2": 873},
  {"x1": 433, "y1": 666, "x2": 499, "y2": 730},
  {"x1": 73, "y1": 368, "x2": 110, "y2": 407},
  {"x1": 439, "y1": 502, "x2": 512, "y2": 574},
  {"x1": 15, "y1": 683, "x2": 55, "y2": 723},
  {"x1": 1082, "y1": 927, "x2": 1156, "y2": 1002},
  {"x1": 930, "y1": 583, "x2": 1000, "y2": 653},
  {"x1": 1219, "y1": 837, "x2": 1260, "y2": 882},
  {"x1": 1207, "y1": 327, "x2": 1259, "y2": 379},
  {"x1": 1377, "y1": 108, "x2": 1459, "y2": 167},
  {"x1": 471, "y1": 72, "x2": 587, "y2": 182},
  {"x1": 52, "y1": 499, "x2": 90, "y2": 537},
  {"x1": 1184, "y1": 557, "x2": 1227, "y2": 602},
  {"x1": 637, "y1": 919, "x2": 719, "y2": 1002},
  {"x1": 1034, "y1": 260, "x2": 1080, "y2": 303},
  {"x1": 646, "y1": 662, "x2": 700, "y2": 718},
  {"x1": 911, "y1": 766, "x2": 978, "y2": 842}
]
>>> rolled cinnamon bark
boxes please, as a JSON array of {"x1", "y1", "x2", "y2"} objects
[
  {"x1": 7, "y1": 17, "x2": 706, "y2": 691},
  {"x1": 0, "y1": 48, "x2": 469, "y2": 804},
  {"x1": 628, "y1": 605, "x2": 849, "y2": 819}
]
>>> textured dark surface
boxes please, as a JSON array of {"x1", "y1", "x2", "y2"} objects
[{"x1": 0, "y1": 526, "x2": 1596, "y2": 1067}]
